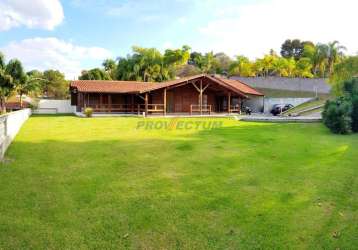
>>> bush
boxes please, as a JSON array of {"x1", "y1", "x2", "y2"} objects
[
  {"x1": 84, "y1": 107, "x2": 93, "y2": 117},
  {"x1": 322, "y1": 97, "x2": 352, "y2": 134},
  {"x1": 351, "y1": 95, "x2": 358, "y2": 132}
]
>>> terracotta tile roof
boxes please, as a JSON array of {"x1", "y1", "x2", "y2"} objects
[
  {"x1": 70, "y1": 74, "x2": 264, "y2": 96},
  {"x1": 70, "y1": 80, "x2": 159, "y2": 93},
  {"x1": 215, "y1": 78, "x2": 264, "y2": 96},
  {"x1": 70, "y1": 75, "x2": 206, "y2": 94}
]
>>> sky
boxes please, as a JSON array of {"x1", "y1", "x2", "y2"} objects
[{"x1": 0, "y1": 0, "x2": 357, "y2": 79}]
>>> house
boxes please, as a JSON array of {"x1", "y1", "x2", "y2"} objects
[
  {"x1": 70, "y1": 74, "x2": 264, "y2": 116},
  {"x1": 5, "y1": 95, "x2": 32, "y2": 112}
]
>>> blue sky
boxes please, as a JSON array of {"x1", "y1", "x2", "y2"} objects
[{"x1": 0, "y1": 0, "x2": 357, "y2": 79}]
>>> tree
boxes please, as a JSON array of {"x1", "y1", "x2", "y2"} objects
[
  {"x1": 4, "y1": 59, "x2": 37, "y2": 108},
  {"x1": 322, "y1": 96, "x2": 352, "y2": 134},
  {"x1": 116, "y1": 46, "x2": 191, "y2": 82},
  {"x1": 280, "y1": 39, "x2": 305, "y2": 60},
  {"x1": 42, "y1": 70, "x2": 68, "y2": 99},
  {"x1": 343, "y1": 78, "x2": 358, "y2": 132},
  {"x1": 175, "y1": 64, "x2": 201, "y2": 77},
  {"x1": 326, "y1": 41, "x2": 346, "y2": 76},
  {"x1": 214, "y1": 53, "x2": 233, "y2": 75},
  {"x1": 295, "y1": 58, "x2": 313, "y2": 78},
  {"x1": 0, "y1": 56, "x2": 24, "y2": 113},
  {"x1": 323, "y1": 78, "x2": 358, "y2": 134},
  {"x1": 330, "y1": 56, "x2": 358, "y2": 95},
  {"x1": 16, "y1": 69, "x2": 49, "y2": 107},
  {"x1": 102, "y1": 59, "x2": 117, "y2": 79},
  {"x1": 79, "y1": 68, "x2": 111, "y2": 80},
  {"x1": 229, "y1": 56, "x2": 255, "y2": 77},
  {"x1": 0, "y1": 72, "x2": 14, "y2": 113}
]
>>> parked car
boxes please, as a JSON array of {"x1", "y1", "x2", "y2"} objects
[{"x1": 270, "y1": 104, "x2": 294, "y2": 116}]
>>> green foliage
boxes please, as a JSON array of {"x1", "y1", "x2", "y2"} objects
[
  {"x1": 323, "y1": 78, "x2": 358, "y2": 134},
  {"x1": 116, "y1": 45, "x2": 190, "y2": 82},
  {"x1": 343, "y1": 78, "x2": 358, "y2": 132},
  {"x1": 280, "y1": 39, "x2": 305, "y2": 60},
  {"x1": 322, "y1": 97, "x2": 352, "y2": 134},
  {"x1": 229, "y1": 55, "x2": 255, "y2": 77},
  {"x1": 102, "y1": 59, "x2": 117, "y2": 79},
  {"x1": 84, "y1": 107, "x2": 93, "y2": 117},
  {"x1": 42, "y1": 70, "x2": 68, "y2": 99},
  {"x1": 330, "y1": 56, "x2": 358, "y2": 95},
  {"x1": 295, "y1": 58, "x2": 313, "y2": 78},
  {"x1": 0, "y1": 55, "x2": 25, "y2": 112},
  {"x1": 79, "y1": 68, "x2": 111, "y2": 80},
  {"x1": 351, "y1": 95, "x2": 358, "y2": 132}
]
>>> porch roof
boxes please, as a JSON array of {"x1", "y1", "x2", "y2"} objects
[{"x1": 70, "y1": 74, "x2": 264, "y2": 96}]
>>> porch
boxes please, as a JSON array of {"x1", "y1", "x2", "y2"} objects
[{"x1": 75, "y1": 80, "x2": 244, "y2": 116}]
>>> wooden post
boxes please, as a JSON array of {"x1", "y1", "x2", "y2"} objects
[
  {"x1": 77, "y1": 92, "x2": 82, "y2": 112},
  {"x1": 200, "y1": 80, "x2": 203, "y2": 115},
  {"x1": 145, "y1": 92, "x2": 148, "y2": 116},
  {"x1": 84, "y1": 93, "x2": 87, "y2": 109},
  {"x1": 131, "y1": 94, "x2": 134, "y2": 113},
  {"x1": 163, "y1": 88, "x2": 167, "y2": 116},
  {"x1": 100, "y1": 94, "x2": 103, "y2": 111},
  {"x1": 228, "y1": 92, "x2": 231, "y2": 113},
  {"x1": 108, "y1": 94, "x2": 112, "y2": 112}
]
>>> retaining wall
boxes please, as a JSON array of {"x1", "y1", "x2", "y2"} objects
[{"x1": 0, "y1": 109, "x2": 31, "y2": 159}]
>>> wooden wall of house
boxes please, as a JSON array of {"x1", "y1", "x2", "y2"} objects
[
  {"x1": 151, "y1": 89, "x2": 165, "y2": 104},
  {"x1": 166, "y1": 84, "x2": 217, "y2": 112}
]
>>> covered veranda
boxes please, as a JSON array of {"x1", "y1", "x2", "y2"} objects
[{"x1": 70, "y1": 75, "x2": 264, "y2": 116}]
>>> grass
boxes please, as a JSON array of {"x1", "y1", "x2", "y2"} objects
[
  {"x1": 0, "y1": 115, "x2": 357, "y2": 249},
  {"x1": 283, "y1": 98, "x2": 327, "y2": 116}
]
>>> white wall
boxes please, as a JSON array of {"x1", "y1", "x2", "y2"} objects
[
  {"x1": 34, "y1": 99, "x2": 75, "y2": 114},
  {"x1": 0, "y1": 109, "x2": 31, "y2": 158},
  {"x1": 263, "y1": 97, "x2": 313, "y2": 113},
  {"x1": 242, "y1": 95, "x2": 264, "y2": 113}
]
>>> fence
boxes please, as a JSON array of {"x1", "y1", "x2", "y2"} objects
[
  {"x1": 0, "y1": 109, "x2": 31, "y2": 159},
  {"x1": 34, "y1": 99, "x2": 74, "y2": 114}
]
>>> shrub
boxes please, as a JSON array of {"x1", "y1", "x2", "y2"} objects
[
  {"x1": 322, "y1": 97, "x2": 352, "y2": 134},
  {"x1": 351, "y1": 95, "x2": 358, "y2": 132},
  {"x1": 84, "y1": 107, "x2": 93, "y2": 117}
]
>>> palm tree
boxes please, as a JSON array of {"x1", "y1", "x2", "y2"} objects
[
  {"x1": 0, "y1": 54, "x2": 16, "y2": 113},
  {"x1": 102, "y1": 59, "x2": 117, "y2": 79},
  {"x1": 229, "y1": 56, "x2": 255, "y2": 77},
  {"x1": 327, "y1": 41, "x2": 346, "y2": 76},
  {"x1": 313, "y1": 44, "x2": 329, "y2": 77}
]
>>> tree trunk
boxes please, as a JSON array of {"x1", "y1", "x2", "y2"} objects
[
  {"x1": 0, "y1": 97, "x2": 6, "y2": 114},
  {"x1": 19, "y1": 93, "x2": 23, "y2": 109}
]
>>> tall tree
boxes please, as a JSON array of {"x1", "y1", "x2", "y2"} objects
[
  {"x1": 280, "y1": 39, "x2": 305, "y2": 60},
  {"x1": 79, "y1": 68, "x2": 111, "y2": 80},
  {"x1": 326, "y1": 41, "x2": 346, "y2": 76},
  {"x1": 0, "y1": 57, "x2": 25, "y2": 112},
  {"x1": 214, "y1": 53, "x2": 233, "y2": 75},
  {"x1": 330, "y1": 56, "x2": 358, "y2": 95},
  {"x1": 102, "y1": 59, "x2": 117, "y2": 79},
  {"x1": 42, "y1": 70, "x2": 68, "y2": 99},
  {"x1": 229, "y1": 56, "x2": 255, "y2": 77},
  {"x1": 116, "y1": 46, "x2": 190, "y2": 82}
]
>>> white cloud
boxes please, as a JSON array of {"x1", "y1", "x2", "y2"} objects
[
  {"x1": 1, "y1": 37, "x2": 112, "y2": 79},
  {"x1": 197, "y1": 0, "x2": 358, "y2": 58},
  {"x1": 0, "y1": 0, "x2": 64, "y2": 31}
]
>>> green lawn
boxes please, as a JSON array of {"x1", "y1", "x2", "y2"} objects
[
  {"x1": 283, "y1": 99, "x2": 326, "y2": 116},
  {"x1": 0, "y1": 116, "x2": 357, "y2": 249}
]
